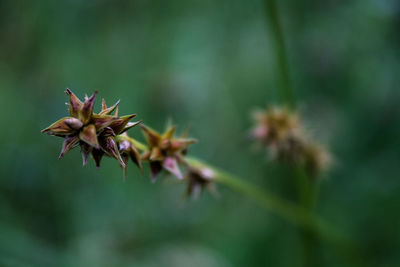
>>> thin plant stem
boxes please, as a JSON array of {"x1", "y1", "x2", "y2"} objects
[
  {"x1": 295, "y1": 167, "x2": 319, "y2": 267},
  {"x1": 187, "y1": 157, "x2": 327, "y2": 235},
  {"x1": 124, "y1": 138, "x2": 364, "y2": 266},
  {"x1": 125, "y1": 138, "x2": 316, "y2": 230},
  {"x1": 186, "y1": 157, "x2": 365, "y2": 267},
  {"x1": 263, "y1": 0, "x2": 295, "y2": 108}
]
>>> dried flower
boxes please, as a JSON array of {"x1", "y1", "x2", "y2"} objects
[
  {"x1": 250, "y1": 106, "x2": 331, "y2": 177},
  {"x1": 185, "y1": 165, "x2": 216, "y2": 199},
  {"x1": 140, "y1": 124, "x2": 197, "y2": 182},
  {"x1": 251, "y1": 106, "x2": 300, "y2": 148},
  {"x1": 42, "y1": 89, "x2": 141, "y2": 175}
]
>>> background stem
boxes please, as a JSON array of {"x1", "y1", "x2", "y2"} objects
[
  {"x1": 187, "y1": 157, "x2": 365, "y2": 267},
  {"x1": 263, "y1": 0, "x2": 295, "y2": 108},
  {"x1": 295, "y1": 167, "x2": 319, "y2": 267},
  {"x1": 126, "y1": 139, "x2": 336, "y2": 244},
  {"x1": 126, "y1": 138, "x2": 364, "y2": 266}
]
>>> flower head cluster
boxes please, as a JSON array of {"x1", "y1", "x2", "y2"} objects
[
  {"x1": 185, "y1": 165, "x2": 216, "y2": 199},
  {"x1": 140, "y1": 125, "x2": 197, "y2": 182},
  {"x1": 42, "y1": 89, "x2": 141, "y2": 175},
  {"x1": 42, "y1": 89, "x2": 215, "y2": 197},
  {"x1": 250, "y1": 106, "x2": 330, "y2": 177}
]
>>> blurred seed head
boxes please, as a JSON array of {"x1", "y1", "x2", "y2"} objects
[
  {"x1": 250, "y1": 106, "x2": 331, "y2": 178},
  {"x1": 184, "y1": 165, "x2": 216, "y2": 199},
  {"x1": 250, "y1": 106, "x2": 300, "y2": 146},
  {"x1": 140, "y1": 124, "x2": 197, "y2": 182}
]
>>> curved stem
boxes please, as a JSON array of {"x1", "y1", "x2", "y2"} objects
[
  {"x1": 121, "y1": 137, "x2": 341, "y2": 242},
  {"x1": 264, "y1": 0, "x2": 295, "y2": 108},
  {"x1": 187, "y1": 157, "x2": 322, "y2": 233},
  {"x1": 186, "y1": 157, "x2": 365, "y2": 267},
  {"x1": 121, "y1": 137, "x2": 364, "y2": 266}
]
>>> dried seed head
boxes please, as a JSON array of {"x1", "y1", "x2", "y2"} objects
[
  {"x1": 250, "y1": 106, "x2": 331, "y2": 178},
  {"x1": 140, "y1": 124, "x2": 197, "y2": 182},
  {"x1": 185, "y1": 165, "x2": 216, "y2": 199},
  {"x1": 250, "y1": 106, "x2": 300, "y2": 146},
  {"x1": 42, "y1": 89, "x2": 141, "y2": 176}
]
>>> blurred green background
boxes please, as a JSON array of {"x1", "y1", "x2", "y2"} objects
[{"x1": 0, "y1": 0, "x2": 399, "y2": 266}]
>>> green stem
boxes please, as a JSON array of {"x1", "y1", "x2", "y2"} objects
[
  {"x1": 124, "y1": 137, "x2": 342, "y2": 243},
  {"x1": 187, "y1": 157, "x2": 322, "y2": 234},
  {"x1": 187, "y1": 157, "x2": 365, "y2": 267},
  {"x1": 264, "y1": 0, "x2": 295, "y2": 108},
  {"x1": 122, "y1": 137, "x2": 364, "y2": 266},
  {"x1": 295, "y1": 167, "x2": 319, "y2": 267}
]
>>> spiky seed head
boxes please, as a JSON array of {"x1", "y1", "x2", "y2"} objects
[
  {"x1": 185, "y1": 165, "x2": 216, "y2": 199},
  {"x1": 250, "y1": 106, "x2": 331, "y2": 178},
  {"x1": 140, "y1": 124, "x2": 197, "y2": 181},
  {"x1": 42, "y1": 89, "x2": 141, "y2": 177}
]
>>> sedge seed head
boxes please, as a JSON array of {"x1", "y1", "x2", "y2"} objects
[
  {"x1": 140, "y1": 124, "x2": 197, "y2": 182},
  {"x1": 41, "y1": 89, "x2": 141, "y2": 176},
  {"x1": 250, "y1": 106, "x2": 331, "y2": 178},
  {"x1": 184, "y1": 165, "x2": 216, "y2": 199}
]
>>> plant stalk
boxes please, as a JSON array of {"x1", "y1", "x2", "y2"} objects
[
  {"x1": 124, "y1": 137, "x2": 364, "y2": 266},
  {"x1": 264, "y1": 0, "x2": 295, "y2": 108},
  {"x1": 295, "y1": 167, "x2": 319, "y2": 267},
  {"x1": 186, "y1": 157, "x2": 365, "y2": 267}
]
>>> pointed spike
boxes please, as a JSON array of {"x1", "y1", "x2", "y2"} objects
[
  {"x1": 80, "y1": 90, "x2": 97, "y2": 124},
  {"x1": 100, "y1": 136, "x2": 125, "y2": 168},
  {"x1": 170, "y1": 138, "x2": 197, "y2": 152},
  {"x1": 91, "y1": 148, "x2": 104, "y2": 168},
  {"x1": 123, "y1": 166, "x2": 127, "y2": 182},
  {"x1": 121, "y1": 114, "x2": 136, "y2": 120},
  {"x1": 59, "y1": 135, "x2": 80, "y2": 159},
  {"x1": 150, "y1": 162, "x2": 163, "y2": 183},
  {"x1": 79, "y1": 124, "x2": 99, "y2": 148},
  {"x1": 121, "y1": 153, "x2": 129, "y2": 182},
  {"x1": 65, "y1": 88, "x2": 83, "y2": 118},
  {"x1": 102, "y1": 98, "x2": 107, "y2": 111},
  {"x1": 119, "y1": 120, "x2": 142, "y2": 134},
  {"x1": 163, "y1": 125, "x2": 177, "y2": 140},
  {"x1": 108, "y1": 114, "x2": 137, "y2": 135},
  {"x1": 92, "y1": 114, "x2": 118, "y2": 131},
  {"x1": 99, "y1": 99, "x2": 120, "y2": 116},
  {"x1": 80, "y1": 143, "x2": 91, "y2": 166},
  {"x1": 129, "y1": 143, "x2": 143, "y2": 172},
  {"x1": 41, "y1": 117, "x2": 79, "y2": 136},
  {"x1": 140, "y1": 124, "x2": 161, "y2": 147},
  {"x1": 114, "y1": 106, "x2": 119, "y2": 117},
  {"x1": 162, "y1": 157, "x2": 183, "y2": 180},
  {"x1": 121, "y1": 152, "x2": 129, "y2": 166}
]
